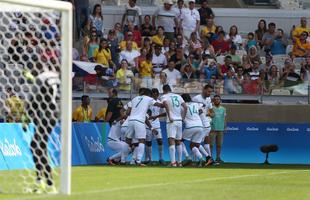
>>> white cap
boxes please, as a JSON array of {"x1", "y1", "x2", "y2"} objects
[
  {"x1": 188, "y1": 0, "x2": 195, "y2": 2},
  {"x1": 164, "y1": 0, "x2": 174, "y2": 4}
]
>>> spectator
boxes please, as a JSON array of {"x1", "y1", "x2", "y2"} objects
[
  {"x1": 211, "y1": 31, "x2": 230, "y2": 55},
  {"x1": 174, "y1": 0, "x2": 186, "y2": 34},
  {"x1": 200, "y1": 18, "x2": 216, "y2": 42},
  {"x1": 142, "y1": 37, "x2": 152, "y2": 52},
  {"x1": 170, "y1": 46, "x2": 187, "y2": 71},
  {"x1": 72, "y1": 48, "x2": 80, "y2": 61},
  {"x1": 95, "y1": 65, "x2": 116, "y2": 87},
  {"x1": 223, "y1": 67, "x2": 237, "y2": 94},
  {"x1": 107, "y1": 29, "x2": 120, "y2": 66},
  {"x1": 241, "y1": 55, "x2": 252, "y2": 73},
  {"x1": 116, "y1": 59, "x2": 134, "y2": 91},
  {"x1": 210, "y1": 95, "x2": 226, "y2": 163},
  {"x1": 74, "y1": 0, "x2": 89, "y2": 40},
  {"x1": 153, "y1": 72, "x2": 171, "y2": 93},
  {"x1": 5, "y1": 87, "x2": 26, "y2": 123},
  {"x1": 181, "y1": 63, "x2": 195, "y2": 82},
  {"x1": 280, "y1": 62, "x2": 302, "y2": 87},
  {"x1": 262, "y1": 22, "x2": 277, "y2": 53},
  {"x1": 93, "y1": 38, "x2": 113, "y2": 67},
  {"x1": 121, "y1": 0, "x2": 142, "y2": 29},
  {"x1": 260, "y1": 54, "x2": 273, "y2": 72},
  {"x1": 200, "y1": 57, "x2": 220, "y2": 82},
  {"x1": 266, "y1": 64, "x2": 280, "y2": 92},
  {"x1": 187, "y1": 53, "x2": 201, "y2": 74},
  {"x1": 119, "y1": 31, "x2": 139, "y2": 51},
  {"x1": 141, "y1": 15, "x2": 154, "y2": 37},
  {"x1": 72, "y1": 95, "x2": 92, "y2": 122},
  {"x1": 242, "y1": 73, "x2": 258, "y2": 95},
  {"x1": 235, "y1": 66, "x2": 244, "y2": 93},
  {"x1": 270, "y1": 28, "x2": 288, "y2": 55},
  {"x1": 151, "y1": 26, "x2": 165, "y2": 46},
  {"x1": 245, "y1": 32, "x2": 257, "y2": 52},
  {"x1": 247, "y1": 46, "x2": 261, "y2": 64},
  {"x1": 114, "y1": 23, "x2": 124, "y2": 42},
  {"x1": 293, "y1": 31, "x2": 310, "y2": 57},
  {"x1": 126, "y1": 22, "x2": 142, "y2": 47},
  {"x1": 292, "y1": 17, "x2": 310, "y2": 41},
  {"x1": 162, "y1": 38, "x2": 170, "y2": 53},
  {"x1": 152, "y1": 0, "x2": 177, "y2": 40},
  {"x1": 201, "y1": 40, "x2": 215, "y2": 58},
  {"x1": 139, "y1": 53, "x2": 153, "y2": 88},
  {"x1": 248, "y1": 60, "x2": 260, "y2": 80},
  {"x1": 225, "y1": 25, "x2": 243, "y2": 47},
  {"x1": 189, "y1": 31, "x2": 202, "y2": 54},
  {"x1": 138, "y1": 48, "x2": 148, "y2": 68},
  {"x1": 198, "y1": 0, "x2": 214, "y2": 29},
  {"x1": 119, "y1": 40, "x2": 140, "y2": 68},
  {"x1": 176, "y1": 33, "x2": 187, "y2": 49},
  {"x1": 219, "y1": 55, "x2": 233, "y2": 77},
  {"x1": 301, "y1": 57, "x2": 310, "y2": 83},
  {"x1": 152, "y1": 44, "x2": 167, "y2": 76},
  {"x1": 181, "y1": 0, "x2": 200, "y2": 40},
  {"x1": 89, "y1": 4, "x2": 104, "y2": 38},
  {"x1": 85, "y1": 31, "x2": 99, "y2": 61},
  {"x1": 165, "y1": 40, "x2": 177, "y2": 59},
  {"x1": 95, "y1": 107, "x2": 107, "y2": 121},
  {"x1": 163, "y1": 60, "x2": 182, "y2": 86},
  {"x1": 257, "y1": 69, "x2": 267, "y2": 94},
  {"x1": 228, "y1": 44, "x2": 241, "y2": 67},
  {"x1": 255, "y1": 19, "x2": 267, "y2": 49}
]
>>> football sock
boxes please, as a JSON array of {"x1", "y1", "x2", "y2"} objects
[{"x1": 169, "y1": 145, "x2": 176, "y2": 163}]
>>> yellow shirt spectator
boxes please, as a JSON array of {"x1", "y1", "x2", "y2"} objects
[
  {"x1": 201, "y1": 25, "x2": 216, "y2": 38},
  {"x1": 116, "y1": 68, "x2": 134, "y2": 91},
  {"x1": 119, "y1": 40, "x2": 138, "y2": 51},
  {"x1": 5, "y1": 95, "x2": 25, "y2": 122},
  {"x1": 93, "y1": 48, "x2": 111, "y2": 67},
  {"x1": 293, "y1": 38, "x2": 310, "y2": 57},
  {"x1": 139, "y1": 60, "x2": 153, "y2": 77},
  {"x1": 95, "y1": 107, "x2": 107, "y2": 121},
  {"x1": 72, "y1": 105, "x2": 93, "y2": 122},
  {"x1": 293, "y1": 27, "x2": 310, "y2": 39},
  {"x1": 151, "y1": 35, "x2": 164, "y2": 46}
]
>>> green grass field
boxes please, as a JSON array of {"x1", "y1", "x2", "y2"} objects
[{"x1": 1, "y1": 164, "x2": 310, "y2": 200}]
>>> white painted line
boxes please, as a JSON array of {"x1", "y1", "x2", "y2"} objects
[{"x1": 13, "y1": 169, "x2": 310, "y2": 200}]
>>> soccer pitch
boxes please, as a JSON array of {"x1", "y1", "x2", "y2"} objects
[{"x1": 1, "y1": 164, "x2": 310, "y2": 200}]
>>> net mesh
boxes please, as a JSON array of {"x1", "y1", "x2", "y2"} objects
[{"x1": 0, "y1": 3, "x2": 63, "y2": 194}]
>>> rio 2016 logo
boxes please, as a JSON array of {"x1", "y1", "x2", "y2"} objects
[
  {"x1": 0, "y1": 139, "x2": 22, "y2": 157},
  {"x1": 84, "y1": 136, "x2": 104, "y2": 153}
]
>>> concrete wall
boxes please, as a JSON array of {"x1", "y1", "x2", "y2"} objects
[
  {"x1": 101, "y1": 7, "x2": 310, "y2": 34},
  {"x1": 72, "y1": 99, "x2": 310, "y2": 123}
]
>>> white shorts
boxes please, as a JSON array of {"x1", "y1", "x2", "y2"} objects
[
  {"x1": 167, "y1": 121, "x2": 183, "y2": 140},
  {"x1": 126, "y1": 120, "x2": 146, "y2": 139},
  {"x1": 146, "y1": 128, "x2": 162, "y2": 142},
  {"x1": 202, "y1": 126, "x2": 211, "y2": 139},
  {"x1": 120, "y1": 127, "x2": 127, "y2": 141},
  {"x1": 183, "y1": 127, "x2": 204, "y2": 144},
  {"x1": 107, "y1": 140, "x2": 128, "y2": 152}
]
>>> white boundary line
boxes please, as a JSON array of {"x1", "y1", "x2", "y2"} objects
[{"x1": 13, "y1": 170, "x2": 310, "y2": 200}]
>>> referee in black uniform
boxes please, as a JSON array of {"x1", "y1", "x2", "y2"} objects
[{"x1": 105, "y1": 88, "x2": 124, "y2": 126}]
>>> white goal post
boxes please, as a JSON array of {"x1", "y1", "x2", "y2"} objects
[{"x1": 0, "y1": 0, "x2": 73, "y2": 195}]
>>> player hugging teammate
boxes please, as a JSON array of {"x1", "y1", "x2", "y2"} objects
[{"x1": 107, "y1": 84, "x2": 216, "y2": 167}]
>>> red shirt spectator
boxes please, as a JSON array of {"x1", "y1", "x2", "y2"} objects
[
  {"x1": 211, "y1": 31, "x2": 230, "y2": 54},
  {"x1": 125, "y1": 22, "x2": 142, "y2": 47},
  {"x1": 242, "y1": 73, "x2": 258, "y2": 95}
]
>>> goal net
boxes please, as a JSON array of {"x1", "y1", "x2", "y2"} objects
[{"x1": 0, "y1": 0, "x2": 72, "y2": 195}]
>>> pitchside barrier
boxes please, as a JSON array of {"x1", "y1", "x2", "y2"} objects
[{"x1": 0, "y1": 122, "x2": 309, "y2": 170}]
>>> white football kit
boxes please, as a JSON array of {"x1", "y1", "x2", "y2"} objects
[
  {"x1": 146, "y1": 100, "x2": 164, "y2": 142},
  {"x1": 161, "y1": 93, "x2": 184, "y2": 140},
  {"x1": 183, "y1": 102, "x2": 204, "y2": 144},
  {"x1": 126, "y1": 95, "x2": 156, "y2": 139},
  {"x1": 192, "y1": 94, "x2": 213, "y2": 138}
]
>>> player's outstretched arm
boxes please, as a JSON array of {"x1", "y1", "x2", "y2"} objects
[
  {"x1": 181, "y1": 102, "x2": 188, "y2": 121},
  {"x1": 163, "y1": 101, "x2": 173, "y2": 123}
]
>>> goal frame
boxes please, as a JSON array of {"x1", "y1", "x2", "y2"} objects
[{"x1": 0, "y1": 0, "x2": 73, "y2": 195}]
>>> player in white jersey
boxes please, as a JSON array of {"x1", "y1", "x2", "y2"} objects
[
  {"x1": 145, "y1": 89, "x2": 165, "y2": 165},
  {"x1": 124, "y1": 88, "x2": 163, "y2": 165},
  {"x1": 181, "y1": 94, "x2": 205, "y2": 167},
  {"x1": 192, "y1": 85, "x2": 214, "y2": 166},
  {"x1": 161, "y1": 85, "x2": 187, "y2": 167}
]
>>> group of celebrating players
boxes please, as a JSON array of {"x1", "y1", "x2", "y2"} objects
[{"x1": 105, "y1": 84, "x2": 216, "y2": 167}]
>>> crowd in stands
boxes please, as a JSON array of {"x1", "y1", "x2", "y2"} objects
[{"x1": 73, "y1": 0, "x2": 310, "y2": 95}]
